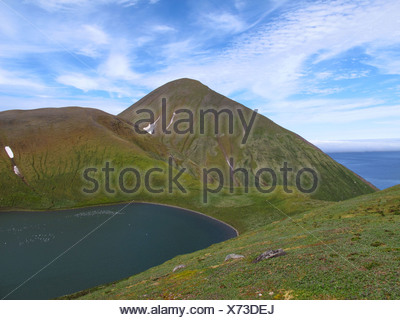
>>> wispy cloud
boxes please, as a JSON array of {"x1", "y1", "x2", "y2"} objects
[
  {"x1": 48, "y1": 24, "x2": 110, "y2": 58},
  {"x1": 202, "y1": 12, "x2": 246, "y2": 33},
  {"x1": 99, "y1": 53, "x2": 139, "y2": 81},
  {"x1": 0, "y1": 0, "x2": 400, "y2": 144},
  {"x1": 0, "y1": 94, "x2": 132, "y2": 115},
  {"x1": 26, "y1": 0, "x2": 141, "y2": 11},
  {"x1": 0, "y1": 6, "x2": 17, "y2": 37},
  {"x1": 0, "y1": 68, "x2": 46, "y2": 91},
  {"x1": 234, "y1": 0, "x2": 245, "y2": 10},
  {"x1": 365, "y1": 46, "x2": 400, "y2": 75},
  {"x1": 151, "y1": 24, "x2": 175, "y2": 33},
  {"x1": 204, "y1": 0, "x2": 400, "y2": 100},
  {"x1": 56, "y1": 72, "x2": 140, "y2": 98}
]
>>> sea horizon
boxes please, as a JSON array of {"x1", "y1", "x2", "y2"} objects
[{"x1": 327, "y1": 150, "x2": 400, "y2": 190}]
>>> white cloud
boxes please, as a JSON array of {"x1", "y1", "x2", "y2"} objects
[
  {"x1": 98, "y1": 53, "x2": 139, "y2": 81},
  {"x1": 315, "y1": 72, "x2": 333, "y2": 80},
  {"x1": 2, "y1": 0, "x2": 400, "y2": 144},
  {"x1": 306, "y1": 104, "x2": 400, "y2": 123},
  {"x1": 47, "y1": 24, "x2": 110, "y2": 58},
  {"x1": 134, "y1": 36, "x2": 154, "y2": 46},
  {"x1": 261, "y1": 98, "x2": 400, "y2": 124},
  {"x1": 0, "y1": 94, "x2": 131, "y2": 115},
  {"x1": 146, "y1": 0, "x2": 400, "y2": 103},
  {"x1": 333, "y1": 70, "x2": 370, "y2": 80},
  {"x1": 82, "y1": 25, "x2": 109, "y2": 45},
  {"x1": 56, "y1": 53, "x2": 142, "y2": 97},
  {"x1": 118, "y1": 0, "x2": 140, "y2": 7},
  {"x1": 365, "y1": 47, "x2": 400, "y2": 75},
  {"x1": 302, "y1": 86, "x2": 343, "y2": 95},
  {"x1": 0, "y1": 68, "x2": 46, "y2": 90},
  {"x1": 159, "y1": 39, "x2": 200, "y2": 62},
  {"x1": 27, "y1": 0, "x2": 140, "y2": 11},
  {"x1": 313, "y1": 139, "x2": 400, "y2": 152},
  {"x1": 27, "y1": 0, "x2": 89, "y2": 11},
  {"x1": 56, "y1": 72, "x2": 137, "y2": 98},
  {"x1": 234, "y1": 0, "x2": 246, "y2": 10},
  {"x1": 231, "y1": 0, "x2": 400, "y2": 98},
  {"x1": 57, "y1": 73, "x2": 101, "y2": 92},
  {"x1": 0, "y1": 8, "x2": 17, "y2": 37},
  {"x1": 203, "y1": 12, "x2": 246, "y2": 33},
  {"x1": 151, "y1": 25, "x2": 175, "y2": 33},
  {"x1": 0, "y1": 44, "x2": 56, "y2": 58}
]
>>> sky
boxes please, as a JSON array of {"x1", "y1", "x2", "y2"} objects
[{"x1": 0, "y1": 0, "x2": 399, "y2": 152}]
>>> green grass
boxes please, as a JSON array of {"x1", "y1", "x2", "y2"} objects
[{"x1": 62, "y1": 185, "x2": 400, "y2": 300}]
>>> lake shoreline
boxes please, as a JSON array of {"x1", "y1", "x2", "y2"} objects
[
  {"x1": 0, "y1": 199, "x2": 239, "y2": 236},
  {"x1": 135, "y1": 201, "x2": 239, "y2": 236}
]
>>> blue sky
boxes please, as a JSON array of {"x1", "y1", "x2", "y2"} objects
[{"x1": 0, "y1": 0, "x2": 399, "y2": 151}]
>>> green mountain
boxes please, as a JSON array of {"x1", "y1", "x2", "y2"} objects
[
  {"x1": 0, "y1": 107, "x2": 170, "y2": 209},
  {"x1": 0, "y1": 78, "x2": 375, "y2": 214},
  {"x1": 65, "y1": 185, "x2": 400, "y2": 300},
  {"x1": 120, "y1": 78, "x2": 376, "y2": 201}
]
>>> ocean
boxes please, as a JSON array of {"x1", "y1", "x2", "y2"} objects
[{"x1": 328, "y1": 151, "x2": 400, "y2": 190}]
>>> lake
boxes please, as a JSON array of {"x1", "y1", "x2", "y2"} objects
[
  {"x1": 0, "y1": 203, "x2": 237, "y2": 300},
  {"x1": 328, "y1": 151, "x2": 400, "y2": 190}
]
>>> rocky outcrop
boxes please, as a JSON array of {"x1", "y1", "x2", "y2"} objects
[
  {"x1": 172, "y1": 264, "x2": 186, "y2": 272},
  {"x1": 253, "y1": 249, "x2": 286, "y2": 263},
  {"x1": 225, "y1": 254, "x2": 245, "y2": 261}
]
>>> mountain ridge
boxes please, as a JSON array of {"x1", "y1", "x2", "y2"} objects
[
  {"x1": 119, "y1": 78, "x2": 377, "y2": 201},
  {"x1": 0, "y1": 78, "x2": 376, "y2": 212}
]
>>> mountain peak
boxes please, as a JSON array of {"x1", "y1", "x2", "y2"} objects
[
  {"x1": 150, "y1": 77, "x2": 213, "y2": 97},
  {"x1": 118, "y1": 78, "x2": 377, "y2": 201},
  {"x1": 119, "y1": 78, "x2": 235, "y2": 119},
  {"x1": 164, "y1": 78, "x2": 205, "y2": 86}
]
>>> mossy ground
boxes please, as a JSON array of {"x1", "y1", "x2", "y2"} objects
[{"x1": 62, "y1": 185, "x2": 400, "y2": 300}]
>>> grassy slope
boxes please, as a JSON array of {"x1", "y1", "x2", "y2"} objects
[
  {"x1": 120, "y1": 78, "x2": 376, "y2": 202},
  {"x1": 66, "y1": 185, "x2": 400, "y2": 300},
  {"x1": 0, "y1": 107, "x2": 172, "y2": 210}
]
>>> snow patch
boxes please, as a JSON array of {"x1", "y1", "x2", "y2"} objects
[
  {"x1": 143, "y1": 116, "x2": 160, "y2": 135},
  {"x1": 5, "y1": 146, "x2": 14, "y2": 159}
]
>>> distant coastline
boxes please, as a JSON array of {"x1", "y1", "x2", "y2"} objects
[
  {"x1": 314, "y1": 139, "x2": 400, "y2": 153},
  {"x1": 328, "y1": 151, "x2": 400, "y2": 190}
]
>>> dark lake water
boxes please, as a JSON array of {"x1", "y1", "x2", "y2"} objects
[
  {"x1": 328, "y1": 151, "x2": 400, "y2": 190},
  {"x1": 0, "y1": 203, "x2": 236, "y2": 300}
]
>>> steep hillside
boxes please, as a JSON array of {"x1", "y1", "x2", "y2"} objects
[
  {"x1": 66, "y1": 185, "x2": 400, "y2": 300},
  {"x1": 120, "y1": 78, "x2": 376, "y2": 201},
  {"x1": 0, "y1": 107, "x2": 170, "y2": 209}
]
